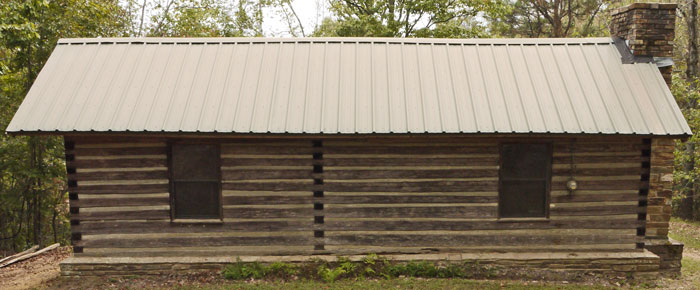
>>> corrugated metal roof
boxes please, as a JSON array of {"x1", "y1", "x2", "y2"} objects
[{"x1": 6, "y1": 37, "x2": 692, "y2": 136}]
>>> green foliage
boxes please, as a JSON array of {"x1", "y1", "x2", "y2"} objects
[
  {"x1": 385, "y1": 260, "x2": 475, "y2": 278},
  {"x1": 317, "y1": 264, "x2": 347, "y2": 283},
  {"x1": 145, "y1": 0, "x2": 264, "y2": 37},
  {"x1": 222, "y1": 255, "x2": 492, "y2": 283},
  {"x1": 487, "y1": 0, "x2": 609, "y2": 38},
  {"x1": 268, "y1": 261, "x2": 299, "y2": 277},
  {"x1": 222, "y1": 260, "x2": 300, "y2": 280},
  {"x1": 313, "y1": 0, "x2": 506, "y2": 37},
  {"x1": 672, "y1": 74, "x2": 700, "y2": 219},
  {"x1": 338, "y1": 256, "x2": 357, "y2": 273},
  {"x1": 242, "y1": 262, "x2": 268, "y2": 279},
  {"x1": 0, "y1": 0, "x2": 129, "y2": 254},
  {"x1": 360, "y1": 253, "x2": 388, "y2": 278}
]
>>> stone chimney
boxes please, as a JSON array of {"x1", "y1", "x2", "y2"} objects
[
  {"x1": 611, "y1": 3, "x2": 683, "y2": 276},
  {"x1": 610, "y1": 3, "x2": 677, "y2": 87}
]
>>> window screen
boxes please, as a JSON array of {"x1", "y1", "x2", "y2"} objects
[
  {"x1": 499, "y1": 143, "x2": 551, "y2": 218},
  {"x1": 171, "y1": 144, "x2": 221, "y2": 219}
]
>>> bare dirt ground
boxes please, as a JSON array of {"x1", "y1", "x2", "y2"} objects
[
  {"x1": 0, "y1": 247, "x2": 71, "y2": 290},
  {"x1": 44, "y1": 272, "x2": 226, "y2": 290},
  {"x1": 684, "y1": 247, "x2": 700, "y2": 260}
]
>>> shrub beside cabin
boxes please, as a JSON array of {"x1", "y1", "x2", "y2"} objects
[{"x1": 6, "y1": 3, "x2": 690, "y2": 277}]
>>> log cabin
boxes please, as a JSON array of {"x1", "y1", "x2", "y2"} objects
[{"x1": 6, "y1": 3, "x2": 690, "y2": 277}]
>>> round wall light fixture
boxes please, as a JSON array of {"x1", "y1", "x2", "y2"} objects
[{"x1": 566, "y1": 179, "x2": 578, "y2": 194}]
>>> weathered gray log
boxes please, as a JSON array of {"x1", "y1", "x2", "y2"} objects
[
  {"x1": 323, "y1": 157, "x2": 497, "y2": 166},
  {"x1": 70, "y1": 170, "x2": 168, "y2": 181},
  {"x1": 0, "y1": 243, "x2": 59, "y2": 268},
  {"x1": 0, "y1": 245, "x2": 38, "y2": 265},
  {"x1": 69, "y1": 147, "x2": 167, "y2": 156},
  {"x1": 68, "y1": 158, "x2": 166, "y2": 169}
]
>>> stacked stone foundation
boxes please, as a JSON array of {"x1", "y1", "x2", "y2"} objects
[
  {"x1": 643, "y1": 139, "x2": 683, "y2": 276},
  {"x1": 645, "y1": 239, "x2": 684, "y2": 276},
  {"x1": 60, "y1": 251, "x2": 661, "y2": 278}
]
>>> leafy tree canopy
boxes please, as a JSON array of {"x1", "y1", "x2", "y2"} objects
[
  {"x1": 313, "y1": 0, "x2": 507, "y2": 37},
  {"x1": 487, "y1": 0, "x2": 608, "y2": 38}
]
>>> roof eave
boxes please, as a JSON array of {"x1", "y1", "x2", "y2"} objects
[{"x1": 5, "y1": 130, "x2": 692, "y2": 139}]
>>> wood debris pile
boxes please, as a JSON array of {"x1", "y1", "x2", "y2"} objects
[{"x1": 0, "y1": 243, "x2": 60, "y2": 268}]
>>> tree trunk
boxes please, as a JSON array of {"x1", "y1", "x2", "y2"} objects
[
  {"x1": 29, "y1": 137, "x2": 37, "y2": 245},
  {"x1": 29, "y1": 136, "x2": 42, "y2": 246},
  {"x1": 25, "y1": 40, "x2": 44, "y2": 245},
  {"x1": 690, "y1": 0, "x2": 699, "y2": 221},
  {"x1": 35, "y1": 139, "x2": 43, "y2": 245},
  {"x1": 52, "y1": 203, "x2": 57, "y2": 243},
  {"x1": 687, "y1": 0, "x2": 698, "y2": 81},
  {"x1": 680, "y1": 0, "x2": 699, "y2": 220},
  {"x1": 138, "y1": 0, "x2": 147, "y2": 36},
  {"x1": 681, "y1": 143, "x2": 696, "y2": 219}
]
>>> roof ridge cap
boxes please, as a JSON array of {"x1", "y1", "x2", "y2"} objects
[{"x1": 57, "y1": 37, "x2": 615, "y2": 46}]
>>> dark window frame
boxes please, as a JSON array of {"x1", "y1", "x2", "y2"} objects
[
  {"x1": 168, "y1": 141, "x2": 223, "y2": 222},
  {"x1": 498, "y1": 142, "x2": 553, "y2": 219}
]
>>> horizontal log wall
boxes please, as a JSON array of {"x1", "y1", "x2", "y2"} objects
[
  {"x1": 319, "y1": 138, "x2": 644, "y2": 255},
  {"x1": 66, "y1": 140, "x2": 170, "y2": 257},
  {"x1": 65, "y1": 136, "x2": 645, "y2": 258},
  {"x1": 67, "y1": 138, "x2": 318, "y2": 257},
  {"x1": 219, "y1": 140, "x2": 318, "y2": 255},
  {"x1": 551, "y1": 139, "x2": 645, "y2": 250}
]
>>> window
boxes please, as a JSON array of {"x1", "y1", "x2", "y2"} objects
[
  {"x1": 499, "y1": 143, "x2": 551, "y2": 218},
  {"x1": 170, "y1": 144, "x2": 221, "y2": 220}
]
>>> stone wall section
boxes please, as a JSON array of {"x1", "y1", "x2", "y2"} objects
[
  {"x1": 647, "y1": 138, "x2": 675, "y2": 239},
  {"x1": 645, "y1": 239, "x2": 683, "y2": 276},
  {"x1": 645, "y1": 139, "x2": 682, "y2": 276},
  {"x1": 60, "y1": 252, "x2": 660, "y2": 278}
]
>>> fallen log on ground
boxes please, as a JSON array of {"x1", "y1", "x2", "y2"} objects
[
  {"x1": 0, "y1": 243, "x2": 59, "y2": 268},
  {"x1": 0, "y1": 245, "x2": 39, "y2": 265}
]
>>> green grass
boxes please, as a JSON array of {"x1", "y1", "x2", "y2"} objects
[
  {"x1": 679, "y1": 258, "x2": 700, "y2": 290},
  {"x1": 669, "y1": 231, "x2": 700, "y2": 250},
  {"x1": 669, "y1": 218, "x2": 700, "y2": 251},
  {"x1": 173, "y1": 278, "x2": 612, "y2": 290},
  {"x1": 682, "y1": 257, "x2": 700, "y2": 276}
]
